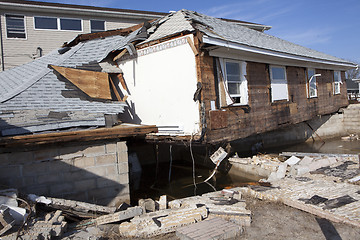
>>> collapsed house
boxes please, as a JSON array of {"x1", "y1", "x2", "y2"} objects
[
  {"x1": 61, "y1": 9, "x2": 356, "y2": 144},
  {"x1": 0, "y1": 9, "x2": 357, "y2": 205}
]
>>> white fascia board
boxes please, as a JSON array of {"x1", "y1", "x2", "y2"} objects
[
  {"x1": 203, "y1": 35, "x2": 356, "y2": 69},
  {"x1": 0, "y1": 2, "x2": 164, "y2": 20}
]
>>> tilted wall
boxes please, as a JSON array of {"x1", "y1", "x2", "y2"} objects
[
  {"x1": 197, "y1": 53, "x2": 349, "y2": 143},
  {"x1": 0, "y1": 140, "x2": 130, "y2": 207}
]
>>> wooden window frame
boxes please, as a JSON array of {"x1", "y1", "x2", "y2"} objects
[
  {"x1": 223, "y1": 59, "x2": 248, "y2": 105},
  {"x1": 269, "y1": 65, "x2": 289, "y2": 102},
  {"x1": 334, "y1": 71, "x2": 341, "y2": 95},
  {"x1": 306, "y1": 68, "x2": 317, "y2": 98}
]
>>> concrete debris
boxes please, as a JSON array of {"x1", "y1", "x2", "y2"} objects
[
  {"x1": 158, "y1": 195, "x2": 167, "y2": 210},
  {"x1": 138, "y1": 198, "x2": 156, "y2": 212},
  {"x1": 95, "y1": 206, "x2": 143, "y2": 225},
  {"x1": 0, "y1": 205, "x2": 15, "y2": 236},
  {"x1": 0, "y1": 189, "x2": 18, "y2": 207},
  {"x1": 119, "y1": 206, "x2": 208, "y2": 238},
  {"x1": 285, "y1": 156, "x2": 301, "y2": 166},
  {"x1": 349, "y1": 175, "x2": 360, "y2": 183},
  {"x1": 3, "y1": 205, "x2": 27, "y2": 225},
  {"x1": 21, "y1": 210, "x2": 67, "y2": 239},
  {"x1": 28, "y1": 194, "x2": 52, "y2": 205},
  {"x1": 341, "y1": 134, "x2": 359, "y2": 141}
]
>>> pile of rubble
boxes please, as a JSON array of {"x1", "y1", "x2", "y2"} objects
[
  {"x1": 228, "y1": 153, "x2": 360, "y2": 184},
  {"x1": 0, "y1": 187, "x2": 251, "y2": 239}
]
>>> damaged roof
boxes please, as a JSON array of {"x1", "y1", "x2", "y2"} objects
[
  {"x1": 0, "y1": 35, "x2": 127, "y2": 136},
  {"x1": 142, "y1": 10, "x2": 354, "y2": 67}
]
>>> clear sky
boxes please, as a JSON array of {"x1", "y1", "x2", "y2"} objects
[{"x1": 39, "y1": 0, "x2": 360, "y2": 64}]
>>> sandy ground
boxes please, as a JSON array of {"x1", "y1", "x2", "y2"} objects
[{"x1": 98, "y1": 194, "x2": 360, "y2": 240}]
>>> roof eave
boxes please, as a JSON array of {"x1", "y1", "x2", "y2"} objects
[{"x1": 203, "y1": 35, "x2": 357, "y2": 69}]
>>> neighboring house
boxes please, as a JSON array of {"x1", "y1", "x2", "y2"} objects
[
  {"x1": 1, "y1": 9, "x2": 356, "y2": 145},
  {"x1": 0, "y1": 0, "x2": 167, "y2": 70},
  {"x1": 0, "y1": 0, "x2": 270, "y2": 71},
  {"x1": 346, "y1": 78, "x2": 360, "y2": 101}
]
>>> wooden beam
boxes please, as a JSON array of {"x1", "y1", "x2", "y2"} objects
[
  {"x1": 113, "y1": 48, "x2": 128, "y2": 62},
  {"x1": 108, "y1": 75, "x2": 122, "y2": 101},
  {"x1": 118, "y1": 73, "x2": 128, "y2": 92},
  {"x1": 0, "y1": 124, "x2": 158, "y2": 147},
  {"x1": 187, "y1": 37, "x2": 199, "y2": 56}
]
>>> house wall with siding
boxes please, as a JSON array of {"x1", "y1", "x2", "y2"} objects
[
  {"x1": 198, "y1": 53, "x2": 349, "y2": 143},
  {"x1": 0, "y1": 140, "x2": 130, "y2": 207},
  {"x1": 0, "y1": 10, "x2": 145, "y2": 70}
]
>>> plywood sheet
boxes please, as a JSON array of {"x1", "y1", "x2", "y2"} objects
[{"x1": 50, "y1": 65, "x2": 111, "y2": 100}]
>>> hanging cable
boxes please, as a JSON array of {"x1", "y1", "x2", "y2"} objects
[{"x1": 189, "y1": 134, "x2": 197, "y2": 193}]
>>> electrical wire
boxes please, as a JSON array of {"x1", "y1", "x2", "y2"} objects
[{"x1": 189, "y1": 134, "x2": 197, "y2": 194}]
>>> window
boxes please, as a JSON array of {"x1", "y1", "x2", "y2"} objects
[
  {"x1": 34, "y1": 16, "x2": 58, "y2": 30},
  {"x1": 334, "y1": 71, "x2": 341, "y2": 94},
  {"x1": 60, "y1": 18, "x2": 82, "y2": 31},
  {"x1": 270, "y1": 65, "x2": 288, "y2": 101},
  {"x1": 90, "y1": 20, "x2": 105, "y2": 33},
  {"x1": 5, "y1": 14, "x2": 26, "y2": 38},
  {"x1": 224, "y1": 60, "x2": 248, "y2": 105},
  {"x1": 306, "y1": 68, "x2": 317, "y2": 98}
]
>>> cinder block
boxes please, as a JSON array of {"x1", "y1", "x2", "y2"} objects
[
  {"x1": 62, "y1": 170, "x2": 93, "y2": 182},
  {"x1": 59, "y1": 146, "x2": 84, "y2": 160},
  {"x1": 34, "y1": 149, "x2": 59, "y2": 161},
  {"x1": 96, "y1": 154, "x2": 116, "y2": 166},
  {"x1": 0, "y1": 165, "x2": 22, "y2": 178},
  {"x1": 86, "y1": 165, "x2": 107, "y2": 176},
  {"x1": 106, "y1": 165, "x2": 117, "y2": 175},
  {"x1": 117, "y1": 151, "x2": 128, "y2": 163},
  {"x1": 37, "y1": 173, "x2": 63, "y2": 185},
  {"x1": 7, "y1": 151, "x2": 34, "y2": 165},
  {"x1": 48, "y1": 160, "x2": 73, "y2": 172},
  {"x1": 116, "y1": 142, "x2": 127, "y2": 153},
  {"x1": 118, "y1": 162, "x2": 129, "y2": 175},
  {"x1": 105, "y1": 143, "x2": 117, "y2": 153},
  {"x1": 73, "y1": 156, "x2": 95, "y2": 168},
  {"x1": 22, "y1": 162, "x2": 49, "y2": 177},
  {"x1": 22, "y1": 185, "x2": 49, "y2": 196},
  {"x1": 83, "y1": 145, "x2": 105, "y2": 157},
  {"x1": 88, "y1": 186, "x2": 125, "y2": 200},
  {"x1": 49, "y1": 183, "x2": 74, "y2": 196},
  {"x1": 74, "y1": 179, "x2": 96, "y2": 191}
]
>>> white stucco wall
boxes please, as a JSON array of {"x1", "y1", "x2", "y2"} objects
[{"x1": 118, "y1": 35, "x2": 200, "y2": 135}]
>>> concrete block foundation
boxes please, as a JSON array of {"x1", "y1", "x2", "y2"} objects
[{"x1": 0, "y1": 140, "x2": 130, "y2": 207}]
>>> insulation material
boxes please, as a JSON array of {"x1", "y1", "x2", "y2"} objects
[{"x1": 50, "y1": 65, "x2": 112, "y2": 100}]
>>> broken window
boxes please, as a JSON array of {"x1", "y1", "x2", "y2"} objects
[
  {"x1": 5, "y1": 14, "x2": 26, "y2": 38},
  {"x1": 90, "y1": 20, "x2": 105, "y2": 33},
  {"x1": 60, "y1": 18, "x2": 82, "y2": 31},
  {"x1": 334, "y1": 71, "x2": 341, "y2": 94},
  {"x1": 222, "y1": 59, "x2": 248, "y2": 105},
  {"x1": 34, "y1": 16, "x2": 58, "y2": 30},
  {"x1": 306, "y1": 68, "x2": 317, "y2": 98},
  {"x1": 270, "y1": 65, "x2": 288, "y2": 102}
]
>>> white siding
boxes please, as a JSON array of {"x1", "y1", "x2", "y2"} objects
[{"x1": 118, "y1": 35, "x2": 200, "y2": 135}]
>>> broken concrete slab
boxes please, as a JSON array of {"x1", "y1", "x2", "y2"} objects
[
  {"x1": 0, "y1": 189, "x2": 18, "y2": 207},
  {"x1": 118, "y1": 206, "x2": 208, "y2": 238},
  {"x1": 138, "y1": 198, "x2": 156, "y2": 212},
  {"x1": 158, "y1": 195, "x2": 167, "y2": 210},
  {"x1": 95, "y1": 206, "x2": 143, "y2": 225},
  {"x1": 285, "y1": 156, "x2": 301, "y2": 166}
]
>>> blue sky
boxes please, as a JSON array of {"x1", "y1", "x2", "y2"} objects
[{"x1": 39, "y1": 0, "x2": 360, "y2": 63}]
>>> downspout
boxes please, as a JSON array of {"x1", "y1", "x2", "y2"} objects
[{"x1": 0, "y1": 16, "x2": 5, "y2": 71}]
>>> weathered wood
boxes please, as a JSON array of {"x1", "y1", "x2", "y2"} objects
[
  {"x1": 186, "y1": 37, "x2": 198, "y2": 56},
  {"x1": 113, "y1": 48, "x2": 128, "y2": 62},
  {"x1": 0, "y1": 124, "x2": 158, "y2": 147},
  {"x1": 118, "y1": 73, "x2": 128, "y2": 92},
  {"x1": 109, "y1": 75, "x2": 123, "y2": 101},
  {"x1": 95, "y1": 206, "x2": 143, "y2": 225},
  {"x1": 50, "y1": 65, "x2": 112, "y2": 100}
]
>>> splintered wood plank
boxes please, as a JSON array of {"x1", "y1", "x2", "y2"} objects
[
  {"x1": 50, "y1": 65, "x2": 111, "y2": 100},
  {"x1": 0, "y1": 124, "x2": 158, "y2": 147},
  {"x1": 109, "y1": 75, "x2": 122, "y2": 101}
]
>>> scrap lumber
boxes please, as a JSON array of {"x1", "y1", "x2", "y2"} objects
[
  {"x1": 0, "y1": 124, "x2": 158, "y2": 147},
  {"x1": 108, "y1": 75, "x2": 123, "y2": 101}
]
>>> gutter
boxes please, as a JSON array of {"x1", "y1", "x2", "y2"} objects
[
  {"x1": 0, "y1": 16, "x2": 4, "y2": 71},
  {"x1": 203, "y1": 35, "x2": 357, "y2": 69},
  {"x1": 0, "y1": 2, "x2": 165, "y2": 20}
]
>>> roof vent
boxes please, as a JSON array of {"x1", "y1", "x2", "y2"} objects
[{"x1": 58, "y1": 46, "x2": 71, "y2": 54}]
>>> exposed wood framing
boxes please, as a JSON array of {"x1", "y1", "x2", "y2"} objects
[
  {"x1": 0, "y1": 124, "x2": 158, "y2": 147},
  {"x1": 113, "y1": 48, "x2": 128, "y2": 62},
  {"x1": 50, "y1": 65, "x2": 112, "y2": 100},
  {"x1": 187, "y1": 37, "x2": 198, "y2": 56},
  {"x1": 108, "y1": 75, "x2": 123, "y2": 101},
  {"x1": 118, "y1": 73, "x2": 128, "y2": 92}
]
